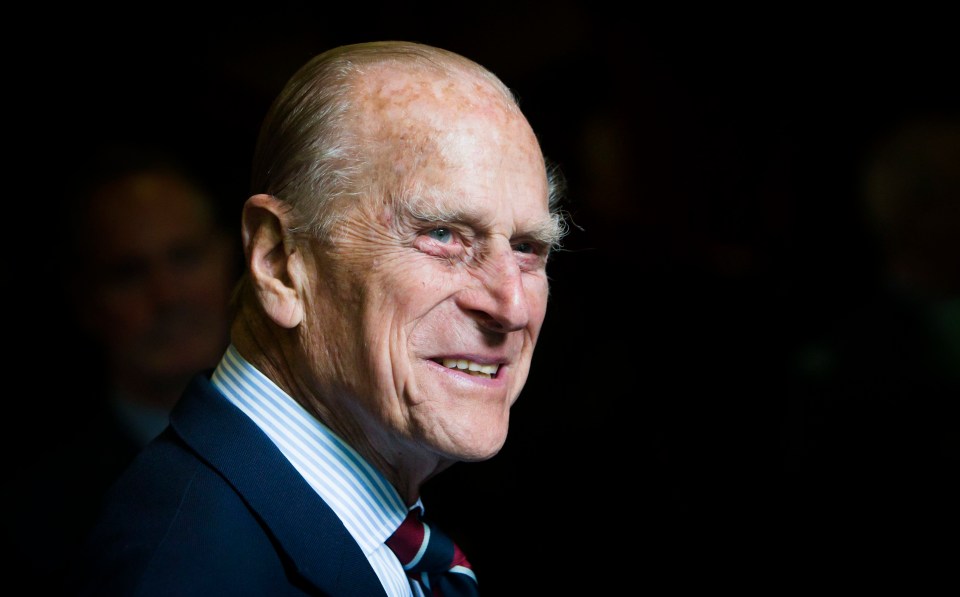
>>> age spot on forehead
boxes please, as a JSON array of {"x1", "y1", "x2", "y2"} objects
[
  {"x1": 358, "y1": 66, "x2": 518, "y2": 135},
  {"x1": 355, "y1": 67, "x2": 521, "y2": 178}
]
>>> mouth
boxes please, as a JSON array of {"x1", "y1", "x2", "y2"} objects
[{"x1": 435, "y1": 358, "x2": 499, "y2": 379}]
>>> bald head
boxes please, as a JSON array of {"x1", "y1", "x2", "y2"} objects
[
  {"x1": 348, "y1": 60, "x2": 546, "y2": 214},
  {"x1": 249, "y1": 41, "x2": 562, "y2": 243}
]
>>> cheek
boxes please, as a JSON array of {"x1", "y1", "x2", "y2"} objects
[
  {"x1": 380, "y1": 259, "x2": 463, "y2": 313},
  {"x1": 525, "y1": 277, "x2": 551, "y2": 328},
  {"x1": 372, "y1": 268, "x2": 469, "y2": 361},
  {"x1": 368, "y1": 277, "x2": 444, "y2": 356}
]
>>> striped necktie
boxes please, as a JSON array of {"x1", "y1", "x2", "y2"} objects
[{"x1": 385, "y1": 508, "x2": 479, "y2": 596}]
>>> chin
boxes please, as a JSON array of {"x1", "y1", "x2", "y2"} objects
[{"x1": 445, "y1": 430, "x2": 509, "y2": 463}]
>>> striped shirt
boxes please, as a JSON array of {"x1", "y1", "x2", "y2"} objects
[{"x1": 211, "y1": 344, "x2": 417, "y2": 596}]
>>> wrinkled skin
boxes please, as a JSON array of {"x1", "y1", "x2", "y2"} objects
[{"x1": 240, "y1": 64, "x2": 559, "y2": 503}]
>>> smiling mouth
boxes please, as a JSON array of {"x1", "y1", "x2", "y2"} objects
[{"x1": 437, "y1": 358, "x2": 499, "y2": 379}]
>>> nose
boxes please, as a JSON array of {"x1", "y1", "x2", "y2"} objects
[{"x1": 456, "y1": 242, "x2": 530, "y2": 332}]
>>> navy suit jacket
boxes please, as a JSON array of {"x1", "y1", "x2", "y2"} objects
[{"x1": 68, "y1": 373, "x2": 388, "y2": 596}]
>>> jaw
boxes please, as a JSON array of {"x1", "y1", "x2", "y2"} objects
[{"x1": 398, "y1": 357, "x2": 516, "y2": 461}]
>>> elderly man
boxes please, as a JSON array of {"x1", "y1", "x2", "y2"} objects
[{"x1": 69, "y1": 40, "x2": 566, "y2": 596}]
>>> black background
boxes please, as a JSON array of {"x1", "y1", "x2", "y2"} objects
[{"x1": 8, "y1": 3, "x2": 959, "y2": 593}]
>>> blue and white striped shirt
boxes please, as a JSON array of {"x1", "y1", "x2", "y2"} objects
[{"x1": 211, "y1": 344, "x2": 417, "y2": 596}]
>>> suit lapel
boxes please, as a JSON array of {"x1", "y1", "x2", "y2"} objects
[{"x1": 170, "y1": 375, "x2": 388, "y2": 597}]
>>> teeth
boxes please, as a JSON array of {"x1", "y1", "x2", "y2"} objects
[{"x1": 441, "y1": 358, "x2": 498, "y2": 378}]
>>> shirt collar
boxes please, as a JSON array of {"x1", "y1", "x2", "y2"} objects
[{"x1": 211, "y1": 344, "x2": 410, "y2": 554}]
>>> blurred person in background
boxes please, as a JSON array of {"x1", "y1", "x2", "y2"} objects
[
  {"x1": 7, "y1": 141, "x2": 240, "y2": 590},
  {"x1": 64, "y1": 143, "x2": 240, "y2": 447}
]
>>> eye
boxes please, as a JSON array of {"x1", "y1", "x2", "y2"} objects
[
  {"x1": 513, "y1": 241, "x2": 535, "y2": 254},
  {"x1": 413, "y1": 225, "x2": 464, "y2": 257},
  {"x1": 426, "y1": 227, "x2": 454, "y2": 244},
  {"x1": 511, "y1": 239, "x2": 550, "y2": 271}
]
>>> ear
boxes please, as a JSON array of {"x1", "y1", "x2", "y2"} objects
[{"x1": 242, "y1": 194, "x2": 307, "y2": 329}]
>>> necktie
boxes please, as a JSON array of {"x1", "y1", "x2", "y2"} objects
[{"x1": 385, "y1": 508, "x2": 479, "y2": 596}]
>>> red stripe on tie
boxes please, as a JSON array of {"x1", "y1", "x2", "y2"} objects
[{"x1": 385, "y1": 509, "x2": 427, "y2": 566}]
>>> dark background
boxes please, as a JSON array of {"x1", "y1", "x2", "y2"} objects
[{"x1": 9, "y1": 3, "x2": 959, "y2": 593}]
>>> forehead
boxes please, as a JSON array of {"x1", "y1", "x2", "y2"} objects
[
  {"x1": 351, "y1": 64, "x2": 549, "y2": 211},
  {"x1": 358, "y1": 62, "x2": 513, "y2": 118},
  {"x1": 357, "y1": 63, "x2": 534, "y2": 148}
]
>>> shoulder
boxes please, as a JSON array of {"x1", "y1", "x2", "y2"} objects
[{"x1": 67, "y1": 432, "x2": 310, "y2": 595}]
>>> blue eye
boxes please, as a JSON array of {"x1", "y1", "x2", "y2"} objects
[{"x1": 427, "y1": 227, "x2": 453, "y2": 243}]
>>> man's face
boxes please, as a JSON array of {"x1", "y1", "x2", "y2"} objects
[
  {"x1": 301, "y1": 70, "x2": 557, "y2": 464},
  {"x1": 79, "y1": 173, "x2": 236, "y2": 390}
]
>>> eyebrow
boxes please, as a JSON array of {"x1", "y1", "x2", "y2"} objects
[{"x1": 403, "y1": 195, "x2": 564, "y2": 248}]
